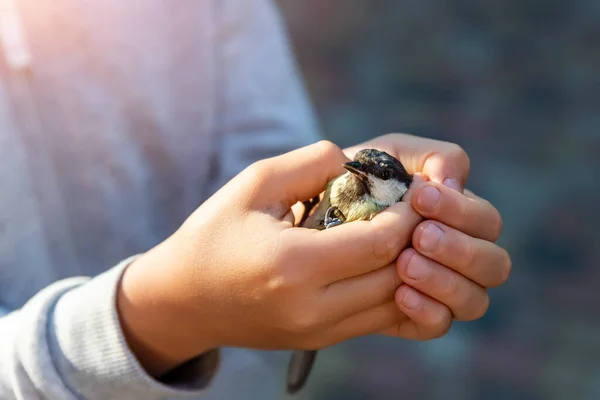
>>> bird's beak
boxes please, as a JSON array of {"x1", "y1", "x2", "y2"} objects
[{"x1": 343, "y1": 161, "x2": 368, "y2": 179}]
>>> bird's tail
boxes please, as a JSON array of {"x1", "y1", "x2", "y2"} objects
[{"x1": 286, "y1": 350, "x2": 317, "y2": 394}]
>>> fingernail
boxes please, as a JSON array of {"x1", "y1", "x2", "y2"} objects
[
  {"x1": 405, "y1": 254, "x2": 427, "y2": 280},
  {"x1": 416, "y1": 186, "x2": 440, "y2": 211},
  {"x1": 401, "y1": 289, "x2": 421, "y2": 310},
  {"x1": 443, "y1": 178, "x2": 462, "y2": 192},
  {"x1": 420, "y1": 223, "x2": 443, "y2": 252}
]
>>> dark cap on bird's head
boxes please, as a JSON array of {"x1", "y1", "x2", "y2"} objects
[{"x1": 343, "y1": 149, "x2": 412, "y2": 186}]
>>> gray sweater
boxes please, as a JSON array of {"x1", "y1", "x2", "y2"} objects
[{"x1": 0, "y1": 0, "x2": 321, "y2": 398}]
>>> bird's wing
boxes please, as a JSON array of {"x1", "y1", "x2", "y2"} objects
[{"x1": 301, "y1": 185, "x2": 333, "y2": 230}]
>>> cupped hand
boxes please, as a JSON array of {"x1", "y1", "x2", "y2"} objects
[
  {"x1": 345, "y1": 133, "x2": 512, "y2": 340},
  {"x1": 117, "y1": 140, "x2": 425, "y2": 377}
]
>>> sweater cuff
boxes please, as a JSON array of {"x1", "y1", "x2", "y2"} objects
[{"x1": 47, "y1": 256, "x2": 220, "y2": 399}]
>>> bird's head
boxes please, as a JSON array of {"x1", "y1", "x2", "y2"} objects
[{"x1": 342, "y1": 149, "x2": 413, "y2": 206}]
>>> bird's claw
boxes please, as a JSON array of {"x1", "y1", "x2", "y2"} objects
[
  {"x1": 324, "y1": 207, "x2": 344, "y2": 229},
  {"x1": 325, "y1": 219, "x2": 343, "y2": 229}
]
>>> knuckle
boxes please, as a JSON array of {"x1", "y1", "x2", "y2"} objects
[
  {"x1": 370, "y1": 229, "x2": 401, "y2": 263},
  {"x1": 268, "y1": 235, "x2": 288, "y2": 268},
  {"x1": 314, "y1": 140, "x2": 342, "y2": 160},
  {"x1": 284, "y1": 309, "x2": 321, "y2": 335},
  {"x1": 442, "y1": 272, "x2": 461, "y2": 298},
  {"x1": 267, "y1": 262, "x2": 307, "y2": 294},
  {"x1": 462, "y1": 239, "x2": 479, "y2": 273},
  {"x1": 265, "y1": 269, "x2": 291, "y2": 295},
  {"x1": 380, "y1": 133, "x2": 401, "y2": 143},
  {"x1": 375, "y1": 265, "x2": 402, "y2": 300},
  {"x1": 266, "y1": 241, "x2": 312, "y2": 295},
  {"x1": 459, "y1": 196, "x2": 471, "y2": 222},
  {"x1": 448, "y1": 143, "x2": 471, "y2": 172},
  {"x1": 244, "y1": 160, "x2": 270, "y2": 185},
  {"x1": 370, "y1": 222, "x2": 404, "y2": 263}
]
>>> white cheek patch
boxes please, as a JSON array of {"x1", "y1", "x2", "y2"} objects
[{"x1": 368, "y1": 177, "x2": 408, "y2": 206}]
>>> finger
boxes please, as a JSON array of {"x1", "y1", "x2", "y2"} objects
[
  {"x1": 464, "y1": 188, "x2": 483, "y2": 201},
  {"x1": 396, "y1": 249, "x2": 489, "y2": 321},
  {"x1": 411, "y1": 181, "x2": 503, "y2": 241},
  {"x1": 344, "y1": 133, "x2": 470, "y2": 192},
  {"x1": 412, "y1": 221, "x2": 512, "y2": 288},
  {"x1": 387, "y1": 285, "x2": 453, "y2": 340},
  {"x1": 258, "y1": 140, "x2": 349, "y2": 207},
  {"x1": 319, "y1": 264, "x2": 399, "y2": 323},
  {"x1": 311, "y1": 302, "x2": 404, "y2": 349},
  {"x1": 289, "y1": 201, "x2": 306, "y2": 226},
  {"x1": 291, "y1": 195, "x2": 423, "y2": 285}
]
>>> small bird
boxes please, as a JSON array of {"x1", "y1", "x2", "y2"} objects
[{"x1": 287, "y1": 148, "x2": 414, "y2": 394}]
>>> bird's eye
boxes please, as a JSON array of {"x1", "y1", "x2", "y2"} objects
[{"x1": 380, "y1": 170, "x2": 391, "y2": 180}]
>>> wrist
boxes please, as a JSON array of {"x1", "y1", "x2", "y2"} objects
[{"x1": 116, "y1": 240, "x2": 219, "y2": 378}]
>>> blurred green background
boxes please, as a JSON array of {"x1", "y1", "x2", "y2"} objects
[{"x1": 276, "y1": 1, "x2": 600, "y2": 399}]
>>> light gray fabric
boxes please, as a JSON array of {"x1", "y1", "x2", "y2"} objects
[{"x1": 0, "y1": 0, "x2": 321, "y2": 398}]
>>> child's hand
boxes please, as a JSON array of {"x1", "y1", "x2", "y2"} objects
[
  {"x1": 345, "y1": 133, "x2": 511, "y2": 339},
  {"x1": 117, "y1": 141, "x2": 423, "y2": 377}
]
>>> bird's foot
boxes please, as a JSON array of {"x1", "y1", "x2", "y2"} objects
[{"x1": 324, "y1": 207, "x2": 344, "y2": 229}]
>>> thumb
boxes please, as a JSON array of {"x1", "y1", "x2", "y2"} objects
[{"x1": 261, "y1": 140, "x2": 349, "y2": 207}]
